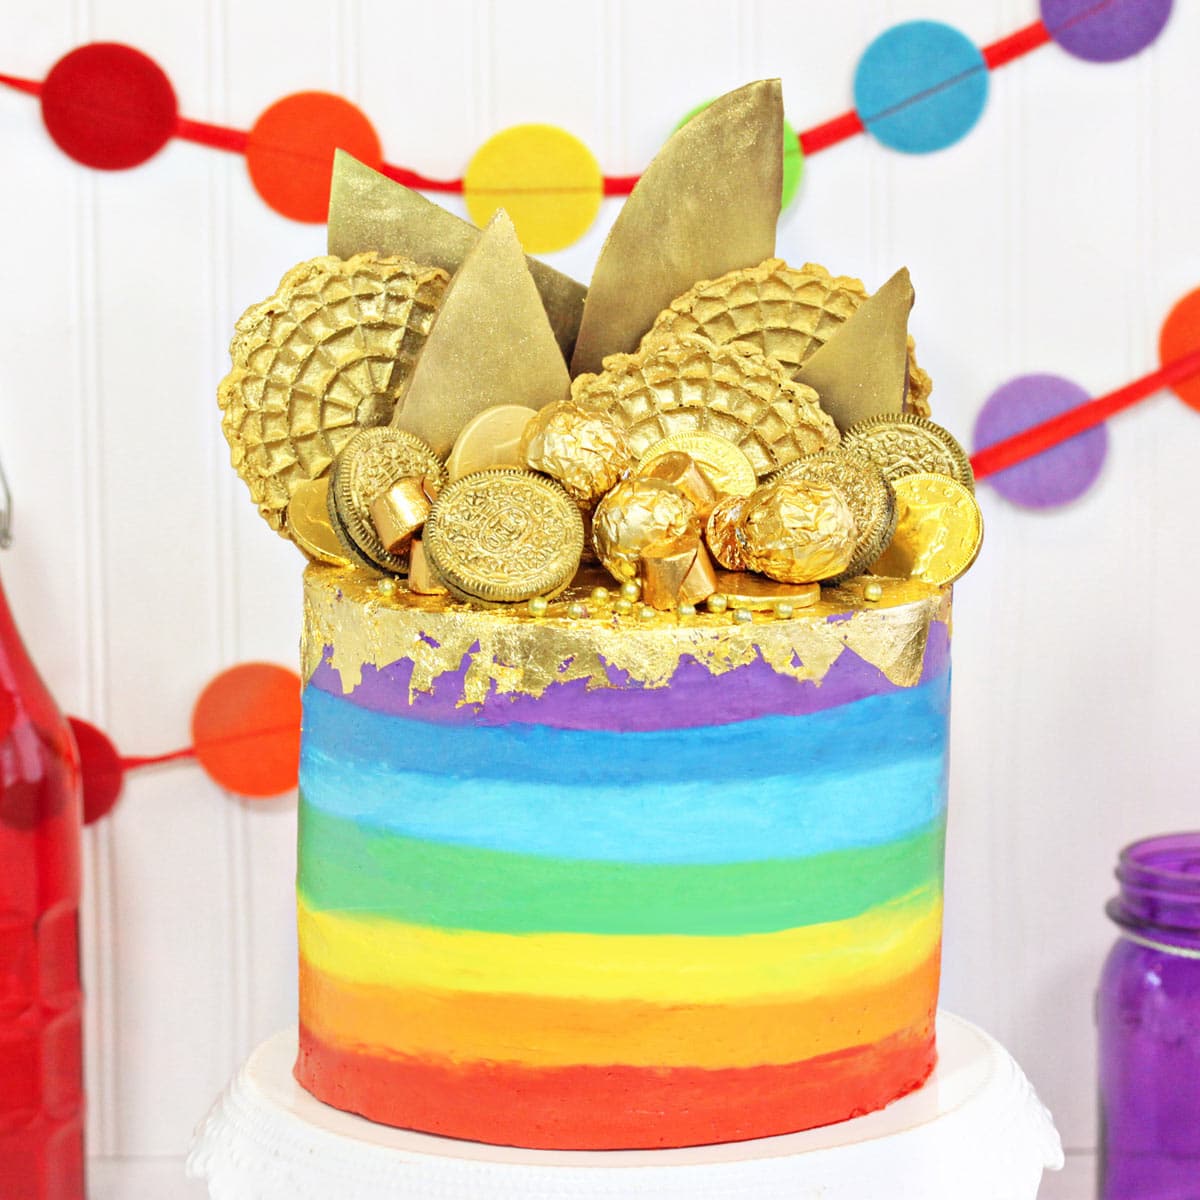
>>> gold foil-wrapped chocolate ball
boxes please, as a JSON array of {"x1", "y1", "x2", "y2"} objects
[
  {"x1": 520, "y1": 399, "x2": 635, "y2": 506},
  {"x1": 705, "y1": 493, "x2": 750, "y2": 571},
  {"x1": 592, "y1": 477, "x2": 699, "y2": 582},
  {"x1": 740, "y1": 478, "x2": 857, "y2": 584}
]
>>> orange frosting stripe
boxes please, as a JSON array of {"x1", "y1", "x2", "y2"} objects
[
  {"x1": 295, "y1": 1021, "x2": 938, "y2": 1149},
  {"x1": 298, "y1": 947, "x2": 940, "y2": 1069}
]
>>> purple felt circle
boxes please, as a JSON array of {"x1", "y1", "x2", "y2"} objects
[
  {"x1": 1040, "y1": 0, "x2": 1172, "y2": 63},
  {"x1": 973, "y1": 374, "x2": 1109, "y2": 508}
]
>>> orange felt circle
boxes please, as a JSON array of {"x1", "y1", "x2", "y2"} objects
[
  {"x1": 246, "y1": 92, "x2": 382, "y2": 223},
  {"x1": 463, "y1": 124, "x2": 601, "y2": 254},
  {"x1": 192, "y1": 663, "x2": 301, "y2": 798},
  {"x1": 1159, "y1": 287, "x2": 1200, "y2": 412}
]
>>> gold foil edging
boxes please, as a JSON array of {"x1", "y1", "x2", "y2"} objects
[{"x1": 302, "y1": 566, "x2": 947, "y2": 703}]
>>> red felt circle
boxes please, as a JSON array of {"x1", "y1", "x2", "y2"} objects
[
  {"x1": 41, "y1": 42, "x2": 177, "y2": 170},
  {"x1": 68, "y1": 717, "x2": 125, "y2": 824},
  {"x1": 246, "y1": 92, "x2": 381, "y2": 223},
  {"x1": 191, "y1": 663, "x2": 301, "y2": 798},
  {"x1": 1159, "y1": 286, "x2": 1200, "y2": 412}
]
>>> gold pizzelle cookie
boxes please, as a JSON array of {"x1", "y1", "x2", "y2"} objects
[
  {"x1": 871, "y1": 473, "x2": 983, "y2": 586},
  {"x1": 842, "y1": 413, "x2": 975, "y2": 492},
  {"x1": 645, "y1": 259, "x2": 932, "y2": 416},
  {"x1": 328, "y1": 427, "x2": 445, "y2": 573},
  {"x1": 424, "y1": 469, "x2": 584, "y2": 604},
  {"x1": 218, "y1": 252, "x2": 449, "y2": 533},
  {"x1": 571, "y1": 335, "x2": 839, "y2": 478},
  {"x1": 771, "y1": 450, "x2": 897, "y2": 583}
]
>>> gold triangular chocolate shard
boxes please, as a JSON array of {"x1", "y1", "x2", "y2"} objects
[
  {"x1": 569, "y1": 79, "x2": 783, "y2": 378},
  {"x1": 327, "y1": 151, "x2": 587, "y2": 360},
  {"x1": 793, "y1": 267, "x2": 913, "y2": 433},
  {"x1": 392, "y1": 211, "x2": 571, "y2": 457}
]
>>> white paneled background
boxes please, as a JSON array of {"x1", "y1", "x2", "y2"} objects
[{"x1": 2, "y1": 1, "x2": 1197, "y2": 1196}]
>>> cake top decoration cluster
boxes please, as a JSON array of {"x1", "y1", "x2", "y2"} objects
[{"x1": 217, "y1": 80, "x2": 982, "y2": 621}]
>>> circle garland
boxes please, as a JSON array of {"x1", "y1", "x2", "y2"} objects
[{"x1": 0, "y1": 4, "x2": 1173, "y2": 246}]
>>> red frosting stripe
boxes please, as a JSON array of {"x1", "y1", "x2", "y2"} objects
[{"x1": 295, "y1": 1022, "x2": 936, "y2": 1150}]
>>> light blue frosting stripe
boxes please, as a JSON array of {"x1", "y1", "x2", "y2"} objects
[{"x1": 299, "y1": 687, "x2": 949, "y2": 866}]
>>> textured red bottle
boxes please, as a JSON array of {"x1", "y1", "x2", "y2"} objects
[{"x1": 0, "y1": 566, "x2": 85, "y2": 1200}]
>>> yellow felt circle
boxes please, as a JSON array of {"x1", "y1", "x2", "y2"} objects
[{"x1": 464, "y1": 124, "x2": 602, "y2": 254}]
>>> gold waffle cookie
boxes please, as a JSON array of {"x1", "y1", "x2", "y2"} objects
[
  {"x1": 218, "y1": 252, "x2": 448, "y2": 534},
  {"x1": 570, "y1": 335, "x2": 839, "y2": 478},
  {"x1": 646, "y1": 259, "x2": 932, "y2": 416}
]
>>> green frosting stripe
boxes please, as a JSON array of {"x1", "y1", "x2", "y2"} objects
[{"x1": 298, "y1": 800, "x2": 945, "y2": 936}]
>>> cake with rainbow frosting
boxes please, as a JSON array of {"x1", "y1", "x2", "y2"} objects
[{"x1": 216, "y1": 79, "x2": 983, "y2": 1150}]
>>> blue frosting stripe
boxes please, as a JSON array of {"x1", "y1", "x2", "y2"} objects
[
  {"x1": 301, "y1": 671, "x2": 949, "y2": 788},
  {"x1": 299, "y1": 680, "x2": 949, "y2": 865}
]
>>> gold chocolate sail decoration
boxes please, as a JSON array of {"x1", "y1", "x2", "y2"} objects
[
  {"x1": 793, "y1": 267, "x2": 914, "y2": 432},
  {"x1": 569, "y1": 80, "x2": 783, "y2": 378},
  {"x1": 392, "y1": 211, "x2": 571, "y2": 457},
  {"x1": 327, "y1": 151, "x2": 587, "y2": 361}
]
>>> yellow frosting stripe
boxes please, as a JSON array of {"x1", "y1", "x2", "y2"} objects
[{"x1": 297, "y1": 889, "x2": 942, "y2": 1004}]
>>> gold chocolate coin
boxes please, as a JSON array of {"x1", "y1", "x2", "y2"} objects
[
  {"x1": 842, "y1": 413, "x2": 975, "y2": 492},
  {"x1": 284, "y1": 476, "x2": 351, "y2": 566},
  {"x1": 424, "y1": 469, "x2": 585, "y2": 604},
  {"x1": 329, "y1": 427, "x2": 445, "y2": 573},
  {"x1": 710, "y1": 571, "x2": 820, "y2": 611},
  {"x1": 870, "y1": 473, "x2": 983, "y2": 586},
  {"x1": 637, "y1": 433, "x2": 758, "y2": 498},
  {"x1": 771, "y1": 450, "x2": 897, "y2": 583},
  {"x1": 446, "y1": 404, "x2": 540, "y2": 481}
]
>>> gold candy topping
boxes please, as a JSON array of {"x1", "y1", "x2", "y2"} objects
[
  {"x1": 218, "y1": 252, "x2": 448, "y2": 532},
  {"x1": 520, "y1": 400, "x2": 635, "y2": 506},
  {"x1": 638, "y1": 451, "x2": 721, "y2": 519},
  {"x1": 284, "y1": 476, "x2": 351, "y2": 567},
  {"x1": 842, "y1": 414, "x2": 974, "y2": 492},
  {"x1": 705, "y1": 494, "x2": 750, "y2": 571},
  {"x1": 446, "y1": 404, "x2": 540, "y2": 481},
  {"x1": 771, "y1": 450, "x2": 896, "y2": 583},
  {"x1": 592, "y1": 477, "x2": 699, "y2": 583},
  {"x1": 369, "y1": 477, "x2": 432, "y2": 554},
  {"x1": 406, "y1": 537, "x2": 448, "y2": 595},
  {"x1": 870, "y1": 473, "x2": 983, "y2": 587},
  {"x1": 424, "y1": 469, "x2": 584, "y2": 605},
  {"x1": 740, "y1": 478, "x2": 857, "y2": 584},
  {"x1": 637, "y1": 433, "x2": 758, "y2": 499},
  {"x1": 711, "y1": 571, "x2": 820, "y2": 611}
]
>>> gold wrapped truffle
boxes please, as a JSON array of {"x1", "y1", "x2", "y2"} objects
[
  {"x1": 592, "y1": 477, "x2": 699, "y2": 583},
  {"x1": 705, "y1": 493, "x2": 750, "y2": 571},
  {"x1": 520, "y1": 400, "x2": 635, "y2": 506},
  {"x1": 740, "y1": 478, "x2": 857, "y2": 584},
  {"x1": 369, "y1": 477, "x2": 433, "y2": 555}
]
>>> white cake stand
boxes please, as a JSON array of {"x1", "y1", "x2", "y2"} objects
[{"x1": 187, "y1": 1012, "x2": 1062, "y2": 1200}]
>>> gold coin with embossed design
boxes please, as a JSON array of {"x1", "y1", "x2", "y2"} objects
[
  {"x1": 870, "y1": 473, "x2": 983, "y2": 586},
  {"x1": 637, "y1": 433, "x2": 758, "y2": 497},
  {"x1": 424, "y1": 469, "x2": 584, "y2": 604},
  {"x1": 842, "y1": 414, "x2": 974, "y2": 492}
]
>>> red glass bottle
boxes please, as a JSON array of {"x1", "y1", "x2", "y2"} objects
[{"x1": 0, "y1": 547, "x2": 85, "y2": 1198}]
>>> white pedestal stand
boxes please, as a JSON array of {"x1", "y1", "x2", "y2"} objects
[{"x1": 188, "y1": 1012, "x2": 1062, "y2": 1200}]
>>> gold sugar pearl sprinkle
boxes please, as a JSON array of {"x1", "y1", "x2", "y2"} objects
[
  {"x1": 527, "y1": 596, "x2": 549, "y2": 616},
  {"x1": 707, "y1": 594, "x2": 729, "y2": 613},
  {"x1": 678, "y1": 602, "x2": 696, "y2": 618},
  {"x1": 614, "y1": 597, "x2": 634, "y2": 614},
  {"x1": 567, "y1": 602, "x2": 586, "y2": 619},
  {"x1": 774, "y1": 602, "x2": 794, "y2": 620},
  {"x1": 620, "y1": 580, "x2": 641, "y2": 601},
  {"x1": 639, "y1": 604, "x2": 656, "y2": 621},
  {"x1": 590, "y1": 587, "x2": 610, "y2": 604},
  {"x1": 864, "y1": 581, "x2": 884, "y2": 602},
  {"x1": 377, "y1": 578, "x2": 396, "y2": 595},
  {"x1": 734, "y1": 608, "x2": 753, "y2": 625}
]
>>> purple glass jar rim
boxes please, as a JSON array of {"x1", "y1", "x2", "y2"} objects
[{"x1": 1109, "y1": 832, "x2": 1200, "y2": 941}]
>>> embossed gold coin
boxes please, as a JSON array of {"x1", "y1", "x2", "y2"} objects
[
  {"x1": 711, "y1": 572, "x2": 820, "y2": 611},
  {"x1": 771, "y1": 450, "x2": 897, "y2": 583},
  {"x1": 870, "y1": 473, "x2": 983, "y2": 586},
  {"x1": 842, "y1": 414, "x2": 974, "y2": 492},
  {"x1": 424, "y1": 469, "x2": 585, "y2": 604},
  {"x1": 328, "y1": 426, "x2": 445, "y2": 573},
  {"x1": 637, "y1": 432, "x2": 758, "y2": 498},
  {"x1": 284, "y1": 475, "x2": 351, "y2": 566},
  {"x1": 446, "y1": 404, "x2": 540, "y2": 481}
]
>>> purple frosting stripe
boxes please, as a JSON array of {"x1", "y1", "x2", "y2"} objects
[{"x1": 308, "y1": 621, "x2": 950, "y2": 733}]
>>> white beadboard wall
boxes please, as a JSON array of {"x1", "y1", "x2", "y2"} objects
[{"x1": 2, "y1": 2, "x2": 1197, "y2": 1197}]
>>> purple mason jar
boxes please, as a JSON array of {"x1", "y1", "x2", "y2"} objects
[{"x1": 1098, "y1": 832, "x2": 1200, "y2": 1199}]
